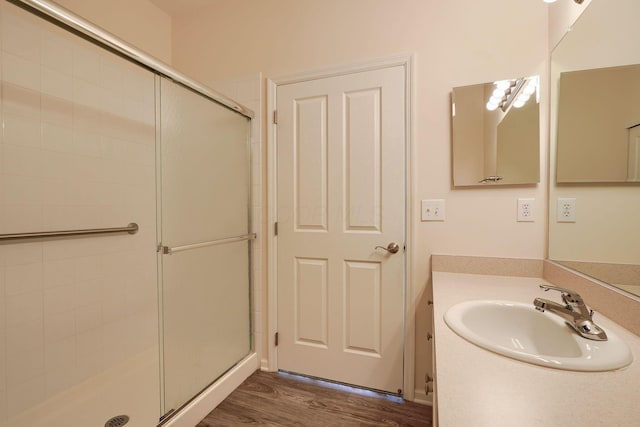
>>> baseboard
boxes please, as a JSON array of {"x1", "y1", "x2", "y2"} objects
[
  {"x1": 163, "y1": 352, "x2": 259, "y2": 427},
  {"x1": 260, "y1": 357, "x2": 271, "y2": 371},
  {"x1": 412, "y1": 388, "x2": 433, "y2": 406}
]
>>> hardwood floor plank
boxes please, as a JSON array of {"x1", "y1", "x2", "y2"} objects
[{"x1": 197, "y1": 371, "x2": 432, "y2": 426}]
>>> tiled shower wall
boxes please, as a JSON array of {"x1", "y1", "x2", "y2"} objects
[{"x1": 0, "y1": 2, "x2": 159, "y2": 424}]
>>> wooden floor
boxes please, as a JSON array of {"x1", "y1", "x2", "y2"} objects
[{"x1": 197, "y1": 370, "x2": 432, "y2": 426}]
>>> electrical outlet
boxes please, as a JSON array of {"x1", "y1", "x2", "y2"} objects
[
  {"x1": 517, "y1": 198, "x2": 535, "y2": 222},
  {"x1": 557, "y1": 198, "x2": 576, "y2": 222},
  {"x1": 421, "y1": 199, "x2": 445, "y2": 221}
]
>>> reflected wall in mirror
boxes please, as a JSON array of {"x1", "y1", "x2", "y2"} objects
[
  {"x1": 451, "y1": 77, "x2": 540, "y2": 186},
  {"x1": 549, "y1": 0, "x2": 640, "y2": 298},
  {"x1": 557, "y1": 64, "x2": 640, "y2": 183}
]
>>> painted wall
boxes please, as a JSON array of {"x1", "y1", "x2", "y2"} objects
[
  {"x1": 171, "y1": 0, "x2": 549, "y2": 400},
  {"x1": 53, "y1": 0, "x2": 172, "y2": 64},
  {"x1": 548, "y1": 0, "x2": 592, "y2": 51}
]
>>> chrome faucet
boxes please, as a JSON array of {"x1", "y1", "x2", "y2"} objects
[{"x1": 533, "y1": 285, "x2": 608, "y2": 341}]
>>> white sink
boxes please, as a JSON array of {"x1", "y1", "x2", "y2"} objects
[{"x1": 444, "y1": 300, "x2": 633, "y2": 371}]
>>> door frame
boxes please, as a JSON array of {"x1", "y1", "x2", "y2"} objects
[{"x1": 266, "y1": 54, "x2": 416, "y2": 400}]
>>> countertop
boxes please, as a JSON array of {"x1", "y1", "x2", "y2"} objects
[{"x1": 432, "y1": 272, "x2": 640, "y2": 427}]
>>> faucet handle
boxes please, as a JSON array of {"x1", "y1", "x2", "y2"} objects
[
  {"x1": 539, "y1": 285, "x2": 593, "y2": 318},
  {"x1": 539, "y1": 284, "x2": 584, "y2": 305}
]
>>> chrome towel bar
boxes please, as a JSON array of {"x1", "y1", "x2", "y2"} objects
[
  {"x1": 0, "y1": 223, "x2": 139, "y2": 242},
  {"x1": 160, "y1": 233, "x2": 256, "y2": 255}
]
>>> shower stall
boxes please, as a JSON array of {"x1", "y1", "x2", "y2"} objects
[{"x1": 0, "y1": 0, "x2": 256, "y2": 426}]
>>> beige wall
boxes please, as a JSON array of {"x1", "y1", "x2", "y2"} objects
[
  {"x1": 548, "y1": 0, "x2": 592, "y2": 50},
  {"x1": 171, "y1": 0, "x2": 548, "y2": 399},
  {"x1": 53, "y1": 0, "x2": 172, "y2": 63}
]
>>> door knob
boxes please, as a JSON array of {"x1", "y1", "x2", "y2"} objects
[{"x1": 375, "y1": 242, "x2": 400, "y2": 254}]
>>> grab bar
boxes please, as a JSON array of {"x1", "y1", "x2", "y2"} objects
[
  {"x1": 0, "y1": 223, "x2": 139, "y2": 242},
  {"x1": 159, "y1": 233, "x2": 256, "y2": 255}
]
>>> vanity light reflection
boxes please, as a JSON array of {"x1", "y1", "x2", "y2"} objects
[
  {"x1": 451, "y1": 75, "x2": 541, "y2": 186},
  {"x1": 486, "y1": 76, "x2": 539, "y2": 112}
]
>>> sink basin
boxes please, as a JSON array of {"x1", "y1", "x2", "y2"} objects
[{"x1": 444, "y1": 300, "x2": 633, "y2": 371}]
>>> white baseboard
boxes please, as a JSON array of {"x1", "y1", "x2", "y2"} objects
[
  {"x1": 412, "y1": 388, "x2": 433, "y2": 406},
  {"x1": 163, "y1": 353, "x2": 259, "y2": 427},
  {"x1": 260, "y1": 357, "x2": 273, "y2": 371}
]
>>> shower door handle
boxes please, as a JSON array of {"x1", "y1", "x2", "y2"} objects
[{"x1": 375, "y1": 242, "x2": 400, "y2": 254}]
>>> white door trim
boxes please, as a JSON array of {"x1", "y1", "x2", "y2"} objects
[{"x1": 266, "y1": 54, "x2": 415, "y2": 400}]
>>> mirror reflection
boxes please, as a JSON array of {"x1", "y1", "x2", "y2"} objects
[
  {"x1": 452, "y1": 77, "x2": 540, "y2": 186},
  {"x1": 557, "y1": 64, "x2": 640, "y2": 183},
  {"x1": 549, "y1": 0, "x2": 640, "y2": 297}
]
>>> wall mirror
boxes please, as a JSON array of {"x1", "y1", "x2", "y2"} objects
[
  {"x1": 549, "y1": 0, "x2": 640, "y2": 297},
  {"x1": 451, "y1": 77, "x2": 540, "y2": 186}
]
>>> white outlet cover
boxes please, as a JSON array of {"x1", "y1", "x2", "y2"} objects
[
  {"x1": 557, "y1": 198, "x2": 576, "y2": 222},
  {"x1": 517, "y1": 198, "x2": 535, "y2": 222}
]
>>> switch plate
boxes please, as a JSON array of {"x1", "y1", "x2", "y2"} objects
[
  {"x1": 517, "y1": 198, "x2": 535, "y2": 222},
  {"x1": 421, "y1": 199, "x2": 445, "y2": 221},
  {"x1": 557, "y1": 198, "x2": 576, "y2": 222}
]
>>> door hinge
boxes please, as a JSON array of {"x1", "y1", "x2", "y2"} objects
[
  {"x1": 274, "y1": 221, "x2": 278, "y2": 236},
  {"x1": 273, "y1": 110, "x2": 278, "y2": 124},
  {"x1": 275, "y1": 332, "x2": 279, "y2": 346}
]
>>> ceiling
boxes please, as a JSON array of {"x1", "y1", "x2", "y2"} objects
[{"x1": 149, "y1": 0, "x2": 217, "y2": 16}]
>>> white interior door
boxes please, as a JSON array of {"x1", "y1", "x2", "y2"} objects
[{"x1": 276, "y1": 65, "x2": 406, "y2": 394}]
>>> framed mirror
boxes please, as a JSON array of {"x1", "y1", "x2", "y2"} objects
[
  {"x1": 549, "y1": 0, "x2": 640, "y2": 297},
  {"x1": 451, "y1": 76, "x2": 540, "y2": 186}
]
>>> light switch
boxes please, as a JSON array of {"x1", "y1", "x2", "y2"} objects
[{"x1": 422, "y1": 199, "x2": 445, "y2": 221}]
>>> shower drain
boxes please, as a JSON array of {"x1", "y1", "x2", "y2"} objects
[{"x1": 105, "y1": 415, "x2": 130, "y2": 427}]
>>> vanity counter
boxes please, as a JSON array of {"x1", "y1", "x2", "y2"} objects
[{"x1": 433, "y1": 272, "x2": 640, "y2": 426}]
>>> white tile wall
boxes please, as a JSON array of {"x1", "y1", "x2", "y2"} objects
[{"x1": 0, "y1": 2, "x2": 160, "y2": 424}]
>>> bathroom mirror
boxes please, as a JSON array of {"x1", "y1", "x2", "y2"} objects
[
  {"x1": 451, "y1": 77, "x2": 540, "y2": 186},
  {"x1": 549, "y1": 0, "x2": 640, "y2": 297}
]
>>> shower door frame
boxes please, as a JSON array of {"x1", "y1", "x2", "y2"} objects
[{"x1": 266, "y1": 54, "x2": 416, "y2": 401}]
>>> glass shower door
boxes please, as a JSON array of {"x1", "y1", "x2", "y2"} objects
[{"x1": 158, "y1": 77, "x2": 252, "y2": 414}]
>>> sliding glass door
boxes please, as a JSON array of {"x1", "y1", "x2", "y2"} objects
[{"x1": 158, "y1": 77, "x2": 252, "y2": 415}]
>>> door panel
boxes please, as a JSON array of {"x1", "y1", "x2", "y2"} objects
[
  {"x1": 159, "y1": 77, "x2": 252, "y2": 412},
  {"x1": 277, "y1": 66, "x2": 405, "y2": 393},
  {"x1": 344, "y1": 260, "x2": 381, "y2": 355},
  {"x1": 294, "y1": 96, "x2": 328, "y2": 230},
  {"x1": 294, "y1": 257, "x2": 329, "y2": 347},
  {"x1": 345, "y1": 88, "x2": 382, "y2": 231},
  {"x1": 160, "y1": 78, "x2": 250, "y2": 246},
  {"x1": 162, "y1": 241, "x2": 251, "y2": 411}
]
